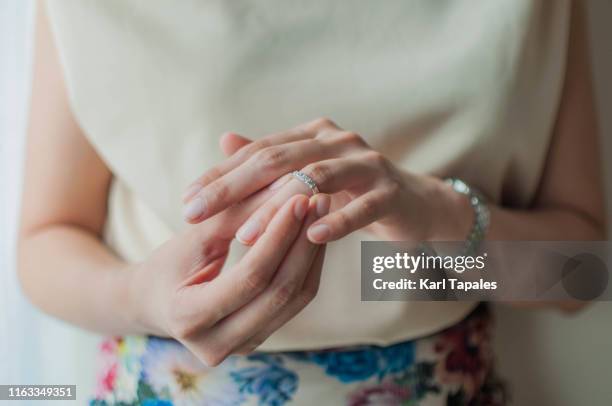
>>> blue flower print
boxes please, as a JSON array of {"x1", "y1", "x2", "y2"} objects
[
  {"x1": 378, "y1": 340, "x2": 416, "y2": 377},
  {"x1": 308, "y1": 349, "x2": 380, "y2": 383},
  {"x1": 230, "y1": 354, "x2": 298, "y2": 406},
  {"x1": 290, "y1": 341, "x2": 416, "y2": 384},
  {"x1": 143, "y1": 400, "x2": 173, "y2": 406}
]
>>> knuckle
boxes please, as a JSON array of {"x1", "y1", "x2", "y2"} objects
[
  {"x1": 385, "y1": 179, "x2": 402, "y2": 197},
  {"x1": 366, "y1": 151, "x2": 396, "y2": 178},
  {"x1": 334, "y1": 210, "x2": 353, "y2": 232},
  {"x1": 167, "y1": 311, "x2": 198, "y2": 339},
  {"x1": 364, "y1": 150, "x2": 387, "y2": 165},
  {"x1": 314, "y1": 129, "x2": 336, "y2": 141},
  {"x1": 237, "y1": 339, "x2": 264, "y2": 355},
  {"x1": 289, "y1": 124, "x2": 308, "y2": 136},
  {"x1": 167, "y1": 303, "x2": 215, "y2": 339},
  {"x1": 359, "y1": 198, "x2": 379, "y2": 219},
  {"x1": 310, "y1": 117, "x2": 337, "y2": 129},
  {"x1": 256, "y1": 147, "x2": 287, "y2": 171},
  {"x1": 301, "y1": 286, "x2": 319, "y2": 306},
  {"x1": 242, "y1": 268, "x2": 270, "y2": 294},
  {"x1": 237, "y1": 140, "x2": 265, "y2": 162},
  {"x1": 270, "y1": 282, "x2": 298, "y2": 310},
  {"x1": 380, "y1": 176, "x2": 403, "y2": 202},
  {"x1": 338, "y1": 131, "x2": 367, "y2": 148},
  {"x1": 248, "y1": 139, "x2": 270, "y2": 154},
  {"x1": 200, "y1": 166, "x2": 222, "y2": 185},
  {"x1": 209, "y1": 181, "x2": 230, "y2": 203},
  {"x1": 299, "y1": 285, "x2": 319, "y2": 306},
  {"x1": 200, "y1": 346, "x2": 228, "y2": 367}
]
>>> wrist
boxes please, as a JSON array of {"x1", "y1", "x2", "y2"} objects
[
  {"x1": 121, "y1": 262, "x2": 165, "y2": 336},
  {"x1": 96, "y1": 262, "x2": 147, "y2": 335},
  {"x1": 426, "y1": 177, "x2": 474, "y2": 241}
]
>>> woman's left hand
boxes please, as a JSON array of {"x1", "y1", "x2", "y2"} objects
[{"x1": 183, "y1": 118, "x2": 472, "y2": 243}]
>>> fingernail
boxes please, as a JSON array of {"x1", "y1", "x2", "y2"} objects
[
  {"x1": 308, "y1": 224, "x2": 330, "y2": 242},
  {"x1": 183, "y1": 196, "x2": 206, "y2": 221},
  {"x1": 183, "y1": 183, "x2": 203, "y2": 202},
  {"x1": 315, "y1": 196, "x2": 330, "y2": 217},
  {"x1": 236, "y1": 219, "x2": 261, "y2": 244},
  {"x1": 294, "y1": 198, "x2": 308, "y2": 220}
]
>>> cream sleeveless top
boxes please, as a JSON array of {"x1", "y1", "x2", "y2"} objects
[{"x1": 47, "y1": 0, "x2": 570, "y2": 351}]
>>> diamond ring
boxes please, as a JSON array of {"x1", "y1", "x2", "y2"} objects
[{"x1": 291, "y1": 170, "x2": 320, "y2": 196}]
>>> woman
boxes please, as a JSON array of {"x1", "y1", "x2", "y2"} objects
[{"x1": 19, "y1": 0, "x2": 604, "y2": 404}]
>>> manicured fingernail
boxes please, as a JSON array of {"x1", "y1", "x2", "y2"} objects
[
  {"x1": 183, "y1": 196, "x2": 206, "y2": 221},
  {"x1": 308, "y1": 224, "x2": 330, "y2": 242},
  {"x1": 269, "y1": 175, "x2": 289, "y2": 191},
  {"x1": 183, "y1": 183, "x2": 203, "y2": 202},
  {"x1": 236, "y1": 219, "x2": 261, "y2": 244},
  {"x1": 294, "y1": 198, "x2": 308, "y2": 220},
  {"x1": 315, "y1": 196, "x2": 330, "y2": 217}
]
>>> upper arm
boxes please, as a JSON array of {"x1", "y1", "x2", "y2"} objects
[
  {"x1": 20, "y1": 2, "x2": 112, "y2": 238},
  {"x1": 534, "y1": 0, "x2": 606, "y2": 236}
]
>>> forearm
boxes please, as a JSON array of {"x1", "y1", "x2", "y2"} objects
[
  {"x1": 429, "y1": 177, "x2": 605, "y2": 242},
  {"x1": 487, "y1": 206, "x2": 605, "y2": 241},
  {"x1": 17, "y1": 224, "x2": 146, "y2": 335},
  {"x1": 429, "y1": 178, "x2": 605, "y2": 312}
]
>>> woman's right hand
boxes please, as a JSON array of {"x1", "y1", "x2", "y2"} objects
[{"x1": 127, "y1": 193, "x2": 329, "y2": 366}]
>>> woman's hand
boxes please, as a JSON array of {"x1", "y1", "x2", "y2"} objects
[
  {"x1": 182, "y1": 118, "x2": 473, "y2": 244},
  {"x1": 129, "y1": 194, "x2": 329, "y2": 365}
]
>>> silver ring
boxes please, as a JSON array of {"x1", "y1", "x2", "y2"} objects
[{"x1": 291, "y1": 170, "x2": 319, "y2": 195}]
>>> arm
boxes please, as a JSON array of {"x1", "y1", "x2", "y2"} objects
[
  {"x1": 19, "y1": 5, "x2": 328, "y2": 366},
  {"x1": 484, "y1": 0, "x2": 605, "y2": 242},
  {"x1": 183, "y1": 1, "x2": 605, "y2": 243},
  {"x1": 181, "y1": 2, "x2": 605, "y2": 313},
  {"x1": 17, "y1": 3, "x2": 136, "y2": 334}
]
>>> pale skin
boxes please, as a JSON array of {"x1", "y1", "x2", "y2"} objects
[{"x1": 19, "y1": 1, "x2": 604, "y2": 367}]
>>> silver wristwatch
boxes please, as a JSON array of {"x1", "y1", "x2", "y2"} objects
[{"x1": 444, "y1": 178, "x2": 490, "y2": 255}]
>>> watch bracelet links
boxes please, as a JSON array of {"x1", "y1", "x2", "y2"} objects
[{"x1": 444, "y1": 178, "x2": 490, "y2": 256}]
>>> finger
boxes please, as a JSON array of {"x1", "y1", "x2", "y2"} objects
[
  {"x1": 235, "y1": 244, "x2": 327, "y2": 355},
  {"x1": 299, "y1": 156, "x2": 380, "y2": 193},
  {"x1": 182, "y1": 126, "x2": 319, "y2": 202},
  {"x1": 183, "y1": 138, "x2": 341, "y2": 223},
  {"x1": 308, "y1": 186, "x2": 396, "y2": 243},
  {"x1": 198, "y1": 196, "x2": 330, "y2": 364},
  {"x1": 234, "y1": 178, "x2": 328, "y2": 245},
  {"x1": 176, "y1": 181, "x2": 292, "y2": 290},
  {"x1": 182, "y1": 132, "x2": 253, "y2": 202},
  {"x1": 181, "y1": 117, "x2": 347, "y2": 207},
  {"x1": 234, "y1": 181, "x2": 304, "y2": 245},
  {"x1": 189, "y1": 173, "x2": 282, "y2": 241},
  {"x1": 233, "y1": 157, "x2": 378, "y2": 245},
  {"x1": 220, "y1": 132, "x2": 252, "y2": 157},
  {"x1": 203, "y1": 116, "x2": 340, "y2": 180},
  {"x1": 173, "y1": 194, "x2": 309, "y2": 337}
]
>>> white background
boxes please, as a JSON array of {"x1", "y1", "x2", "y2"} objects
[
  {"x1": 1, "y1": 1, "x2": 611, "y2": 405},
  {"x1": 1, "y1": 2, "x2": 98, "y2": 404}
]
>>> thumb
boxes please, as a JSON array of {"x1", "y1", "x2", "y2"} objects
[{"x1": 220, "y1": 132, "x2": 253, "y2": 157}]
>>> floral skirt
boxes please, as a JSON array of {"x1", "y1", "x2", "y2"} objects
[{"x1": 91, "y1": 304, "x2": 506, "y2": 406}]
